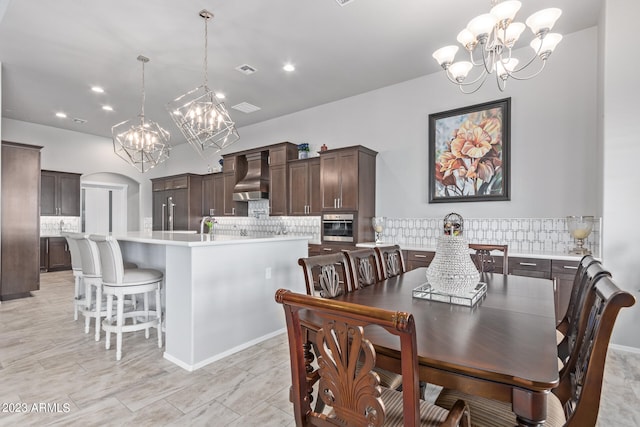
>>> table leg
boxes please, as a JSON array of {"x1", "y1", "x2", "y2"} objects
[{"x1": 513, "y1": 388, "x2": 548, "y2": 427}]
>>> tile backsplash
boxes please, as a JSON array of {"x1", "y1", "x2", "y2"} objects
[
  {"x1": 377, "y1": 217, "x2": 601, "y2": 257},
  {"x1": 40, "y1": 216, "x2": 80, "y2": 235}
]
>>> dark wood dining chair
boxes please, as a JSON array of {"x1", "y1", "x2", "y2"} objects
[
  {"x1": 468, "y1": 244, "x2": 508, "y2": 274},
  {"x1": 275, "y1": 288, "x2": 471, "y2": 427},
  {"x1": 298, "y1": 253, "x2": 403, "y2": 392},
  {"x1": 433, "y1": 270, "x2": 635, "y2": 427},
  {"x1": 344, "y1": 248, "x2": 384, "y2": 289},
  {"x1": 298, "y1": 253, "x2": 355, "y2": 298},
  {"x1": 557, "y1": 260, "x2": 610, "y2": 367},
  {"x1": 375, "y1": 245, "x2": 406, "y2": 279}
]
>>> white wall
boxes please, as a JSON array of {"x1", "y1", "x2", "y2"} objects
[
  {"x1": 602, "y1": 0, "x2": 640, "y2": 349},
  {"x1": 234, "y1": 28, "x2": 600, "y2": 220}
]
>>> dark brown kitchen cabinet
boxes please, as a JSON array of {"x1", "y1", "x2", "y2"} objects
[
  {"x1": 320, "y1": 146, "x2": 376, "y2": 212},
  {"x1": 289, "y1": 158, "x2": 321, "y2": 216},
  {"x1": 41, "y1": 170, "x2": 81, "y2": 216},
  {"x1": 41, "y1": 237, "x2": 71, "y2": 271},
  {"x1": 308, "y1": 243, "x2": 356, "y2": 256},
  {"x1": 2, "y1": 142, "x2": 41, "y2": 300},
  {"x1": 269, "y1": 164, "x2": 288, "y2": 216},
  {"x1": 552, "y1": 259, "x2": 580, "y2": 324},
  {"x1": 202, "y1": 173, "x2": 224, "y2": 217},
  {"x1": 151, "y1": 174, "x2": 203, "y2": 231},
  {"x1": 269, "y1": 143, "x2": 298, "y2": 216},
  {"x1": 405, "y1": 250, "x2": 435, "y2": 271},
  {"x1": 508, "y1": 257, "x2": 552, "y2": 279}
]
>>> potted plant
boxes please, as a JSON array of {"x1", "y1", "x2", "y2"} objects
[{"x1": 297, "y1": 143, "x2": 310, "y2": 159}]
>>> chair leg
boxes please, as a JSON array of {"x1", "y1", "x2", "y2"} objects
[
  {"x1": 84, "y1": 281, "x2": 92, "y2": 334},
  {"x1": 74, "y1": 275, "x2": 80, "y2": 321},
  {"x1": 105, "y1": 293, "x2": 113, "y2": 350},
  {"x1": 116, "y1": 293, "x2": 124, "y2": 361},
  {"x1": 156, "y1": 286, "x2": 163, "y2": 348},
  {"x1": 144, "y1": 292, "x2": 150, "y2": 339},
  {"x1": 94, "y1": 284, "x2": 102, "y2": 342}
]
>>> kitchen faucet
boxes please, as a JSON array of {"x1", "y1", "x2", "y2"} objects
[{"x1": 200, "y1": 216, "x2": 212, "y2": 234}]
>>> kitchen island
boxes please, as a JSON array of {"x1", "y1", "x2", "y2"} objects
[{"x1": 115, "y1": 231, "x2": 308, "y2": 371}]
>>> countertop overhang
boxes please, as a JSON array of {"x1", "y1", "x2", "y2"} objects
[{"x1": 115, "y1": 231, "x2": 311, "y2": 247}]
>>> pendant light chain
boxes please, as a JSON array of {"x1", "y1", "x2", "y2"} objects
[
  {"x1": 140, "y1": 57, "x2": 146, "y2": 119},
  {"x1": 203, "y1": 13, "x2": 209, "y2": 89}
]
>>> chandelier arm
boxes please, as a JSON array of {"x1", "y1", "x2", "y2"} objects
[
  {"x1": 479, "y1": 40, "x2": 496, "y2": 74},
  {"x1": 495, "y1": 73, "x2": 507, "y2": 92},
  {"x1": 468, "y1": 49, "x2": 485, "y2": 67},
  {"x1": 505, "y1": 59, "x2": 547, "y2": 81},
  {"x1": 445, "y1": 67, "x2": 489, "y2": 87}
]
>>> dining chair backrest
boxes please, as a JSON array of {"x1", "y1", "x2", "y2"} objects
[
  {"x1": 468, "y1": 244, "x2": 508, "y2": 274},
  {"x1": 375, "y1": 245, "x2": 406, "y2": 279},
  {"x1": 552, "y1": 273, "x2": 635, "y2": 426},
  {"x1": 557, "y1": 262, "x2": 610, "y2": 365},
  {"x1": 70, "y1": 234, "x2": 101, "y2": 278},
  {"x1": 557, "y1": 255, "x2": 606, "y2": 339},
  {"x1": 62, "y1": 232, "x2": 84, "y2": 271},
  {"x1": 343, "y1": 248, "x2": 383, "y2": 289},
  {"x1": 89, "y1": 234, "x2": 125, "y2": 285},
  {"x1": 298, "y1": 252, "x2": 354, "y2": 298},
  {"x1": 275, "y1": 289, "x2": 470, "y2": 427}
]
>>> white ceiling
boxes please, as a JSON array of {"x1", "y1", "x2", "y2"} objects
[{"x1": 0, "y1": 0, "x2": 602, "y2": 147}]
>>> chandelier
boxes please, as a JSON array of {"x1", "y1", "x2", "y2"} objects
[
  {"x1": 112, "y1": 55, "x2": 170, "y2": 173},
  {"x1": 167, "y1": 9, "x2": 239, "y2": 158},
  {"x1": 432, "y1": 1, "x2": 562, "y2": 93}
]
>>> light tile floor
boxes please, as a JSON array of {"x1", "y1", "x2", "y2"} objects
[{"x1": 0, "y1": 271, "x2": 638, "y2": 426}]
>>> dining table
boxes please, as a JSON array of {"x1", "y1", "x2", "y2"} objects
[{"x1": 299, "y1": 267, "x2": 560, "y2": 427}]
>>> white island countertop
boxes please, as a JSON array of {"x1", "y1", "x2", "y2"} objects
[{"x1": 115, "y1": 230, "x2": 312, "y2": 247}]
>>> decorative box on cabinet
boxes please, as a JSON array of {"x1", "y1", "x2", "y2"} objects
[
  {"x1": 41, "y1": 170, "x2": 81, "y2": 216},
  {"x1": 2, "y1": 142, "x2": 42, "y2": 300},
  {"x1": 151, "y1": 174, "x2": 203, "y2": 230},
  {"x1": 289, "y1": 158, "x2": 321, "y2": 216}
]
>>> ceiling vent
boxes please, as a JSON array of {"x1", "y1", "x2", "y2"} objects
[
  {"x1": 72, "y1": 117, "x2": 87, "y2": 124},
  {"x1": 335, "y1": 0, "x2": 356, "y2": 6},
  {"x1": 232, "y1": 102, "x2": 261, "y2": 113},
  {"x1": 235, "y1": 64, "x2": 257, "y2": 75}
]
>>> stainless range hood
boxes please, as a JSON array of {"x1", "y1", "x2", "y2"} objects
[{"x1": 233, "y1": 152, "x2": 269, "y2": 201}]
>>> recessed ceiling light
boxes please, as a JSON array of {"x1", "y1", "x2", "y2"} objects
[
  {"x1": 102, "y1": 105, "x2": 113, "y2": 111},
  {"x1": 215, "y1": 92, "x2": 225, "y2": 99},
  {"x1": 55, "y1": 112, "x2": 67, "y2": 118},
  {"x1": 283, "y1": 63, "x2": 295, "y2": 72},
  {"x1": 91, "y1": 86, "x2": 105, "y2": 93}
]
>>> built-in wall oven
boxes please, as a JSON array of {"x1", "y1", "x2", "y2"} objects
[{"x1": 322, "y1": 213, "x2": 355, "y2": 243}]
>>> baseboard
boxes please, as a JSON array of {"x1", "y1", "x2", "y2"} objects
[{"x1": 609, "y1": 343, "x2": 640, "y2": 354}]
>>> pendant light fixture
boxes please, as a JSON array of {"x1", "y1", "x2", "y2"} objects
[
  {"x1": 167, "y1": 9, "x2": 239, "y2": 158},
  {"x1": 112, "y1": 55, "x2": 171, "y2": 173}
]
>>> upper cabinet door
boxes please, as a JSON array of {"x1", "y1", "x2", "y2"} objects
[
  {"x1": 40, "y1": 170, "x2": 80, "y2": 216},
  {"x1": 40, "y1": 171, "x2": 57, "y2": 215},
  {"x1": 58, "y1": 173, "x2": 80, "y2": 216}
]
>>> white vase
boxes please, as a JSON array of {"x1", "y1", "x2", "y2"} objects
[
  {"x1": 298, "y1": 151, "x2": 309, "y2": 159},
  {"x1": 426, "y1": 236, "x2": 480, "y2": 294}
]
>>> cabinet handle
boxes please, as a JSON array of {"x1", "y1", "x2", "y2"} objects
[
  {"x1": 519, "y1": 262, "x2": 537, "y2": 266},
  {"x1": 563, "y1": 265, "x2": 579, "y2": 270},
  {"x1": 414, "y1": 254, "x2": 428, "y2": 258},
  {"x1": 232, "y1": 207, "x2": 235, "y2": 215},
  {"x1": 322, "y1": 248, "x2": 333, "y2": 252},
  {"x1": 46, "y1": 239, "x2": 49, "y2": 254},
  {"x1": 210, "y1": 209, "x2": 215, "y2": 216}
]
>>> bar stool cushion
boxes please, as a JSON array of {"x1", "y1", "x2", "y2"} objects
[{"x1": 119, "y1": 268, "x2": 163, "y2": 286}]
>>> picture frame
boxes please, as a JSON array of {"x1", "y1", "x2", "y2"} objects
[{"x1": 428, "y1": 97, "x2": 510, "y2": 203}]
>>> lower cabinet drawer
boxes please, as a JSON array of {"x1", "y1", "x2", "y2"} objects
[
  {"x1": 406, "y1": 250, "x2": 435, "y2": 271},
  {"x1": 509, "y1": 257, "x2": 551, "y2": 279}
]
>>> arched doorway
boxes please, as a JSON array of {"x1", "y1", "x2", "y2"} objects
[{"x1": 81, "y1": 172, "x2": 140, "y2": 233}]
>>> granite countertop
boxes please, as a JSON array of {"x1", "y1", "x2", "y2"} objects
[{"x1": 356, "y1": 242, "x2": 588, "y2": 262}]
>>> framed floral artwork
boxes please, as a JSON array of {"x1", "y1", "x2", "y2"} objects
[{"x1": 428, "y1": 98, "x2": 510, "y2": 203}]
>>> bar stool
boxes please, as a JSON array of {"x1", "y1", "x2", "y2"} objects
[
  {"x1": 89, "y1": 234, "x2": 163, "y2": 361},
  {"x1": 62, "y1": 232, "x2": 86, "y2": 321},
  {"x1": 70, "y1": 234, "x2": 105, "y2": 341}
]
